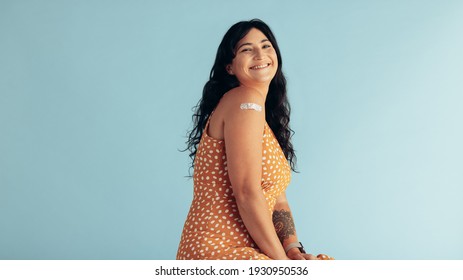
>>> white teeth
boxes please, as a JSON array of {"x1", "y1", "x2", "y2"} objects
[{"x1": 251, "y1": 63, "x2": 270, "y2": 69}]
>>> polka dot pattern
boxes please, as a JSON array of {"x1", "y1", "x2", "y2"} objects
[{"x1": 176, "y1": 118, "x2": 291, "y2": 260}]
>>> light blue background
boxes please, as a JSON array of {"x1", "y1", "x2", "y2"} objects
[{"x1": 1, "y1": 0, "x2": 462, "y2": 260}]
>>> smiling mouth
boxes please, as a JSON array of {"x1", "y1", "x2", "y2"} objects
[{"x1": 250, "y1": 63, "x2": 271, "y2": 70}]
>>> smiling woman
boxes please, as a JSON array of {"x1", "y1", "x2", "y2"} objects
[
  {"x1": 226, "y1": 30, "x2": 278, "y2": 86},
  {"x1": 176, "y1": 19, "x2": 334, "y2": 260}
]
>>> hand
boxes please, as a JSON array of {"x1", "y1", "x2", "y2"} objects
[
  {"x1": 287, "y1": 248, "x2": 335, "y2": 260},
  {"x1": 287, "y1": 248, "x2": 315, "y2": 260}
]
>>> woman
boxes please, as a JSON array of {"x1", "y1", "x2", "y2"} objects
[{"x1": 177, "y1": 19, "x2": 333, "y2": 260}]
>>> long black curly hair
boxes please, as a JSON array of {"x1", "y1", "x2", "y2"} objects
[{"x1": 185, "y1": 19, "x2": 297, "y2": 173}]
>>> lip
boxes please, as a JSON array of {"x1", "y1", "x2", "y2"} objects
[{"x1": 250, "y1": 63, "x2": 271, "y2": 70}]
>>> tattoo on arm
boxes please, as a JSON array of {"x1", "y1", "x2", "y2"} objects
[{"x1": 272, "y1": 210, "x2": 296, "y2": 243}]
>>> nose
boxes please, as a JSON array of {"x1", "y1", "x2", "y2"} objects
[{"x1": 254, "y1": 48, "x2": 264, "y2": 60}]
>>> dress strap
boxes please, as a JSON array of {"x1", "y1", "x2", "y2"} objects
[{"x1": 203, "y1": 110, "x2": 215, "y2": 133}]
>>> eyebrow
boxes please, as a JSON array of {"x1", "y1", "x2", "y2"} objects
[{"x1": 236, "y1": 39, "x2": 270, "y2": 51}]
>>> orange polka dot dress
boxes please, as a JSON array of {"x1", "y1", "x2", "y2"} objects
[{"x1": 176, "y1": 115, "x2": 291, "y2": 260}]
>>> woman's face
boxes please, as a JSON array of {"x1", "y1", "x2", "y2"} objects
[{"x1": 227, "y1": 28, "x2": 278, "y2": 87}]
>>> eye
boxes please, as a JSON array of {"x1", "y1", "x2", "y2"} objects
[
  {"x1": 263, "y1": 44, "x2": 272, "y2": 49},
  {"x1": 241, "y1": 48, "x2": 252, "y2": 52}
]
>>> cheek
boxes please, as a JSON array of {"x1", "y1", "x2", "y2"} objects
[
  {"x1": 271, "y1": 51, "x2": 278, "y2": 60},
  {"x1": 236, "y1": 61, "x2": 251, "y2": 72},
  {"x1": 271, "y1": 53, "x2": 279, "y2": 66}
]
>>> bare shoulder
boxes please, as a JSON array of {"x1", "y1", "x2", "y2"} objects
[
  {"x1": 208, "y1": 87, "x2": 265, "y2": 140},
  {"x1": 222, "y1": 86, "x2": 264, "y2": 105},
  {"x1": 221, "y1": 87, "x2": 265, "y2": 118}
]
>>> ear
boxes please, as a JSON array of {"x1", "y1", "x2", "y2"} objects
[{"x1": 226, "y1": 64, "x2": 234, "y2": 75}]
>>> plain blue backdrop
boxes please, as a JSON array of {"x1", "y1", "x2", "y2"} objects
[{"x1": 1, "y1": 0, "x2": 462, "y2": 259}]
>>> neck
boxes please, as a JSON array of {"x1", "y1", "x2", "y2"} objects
[{"x1": 240, "y1": 83, "x2": 270, "y2": 100}]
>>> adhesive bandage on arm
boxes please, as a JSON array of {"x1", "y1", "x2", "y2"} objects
[{"x1": 240, "y1": 103, "x2": 262, "y2": 112}]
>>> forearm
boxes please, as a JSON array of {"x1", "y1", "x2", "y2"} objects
[
  {"x1": 236, "y1": 191, "x2": 288, "y2": 260},
  {"x1": 273, "y1": 199, "x2": 299, "y2": 251}
]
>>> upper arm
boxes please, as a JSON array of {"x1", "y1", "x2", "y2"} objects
[{"x1": 223, "y1": 88, "x2": 265, "y2": 199}]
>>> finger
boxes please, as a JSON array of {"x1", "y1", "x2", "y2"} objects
[
  {"x1": 317, "y1": 254, "x2": 335, "y2": 260},
  {"x1": 287, "y1": 251, "x2": 305, "y2": 260},
  {"x1": 302, "y1": 253, "x2": 318, "y2": 260}
]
